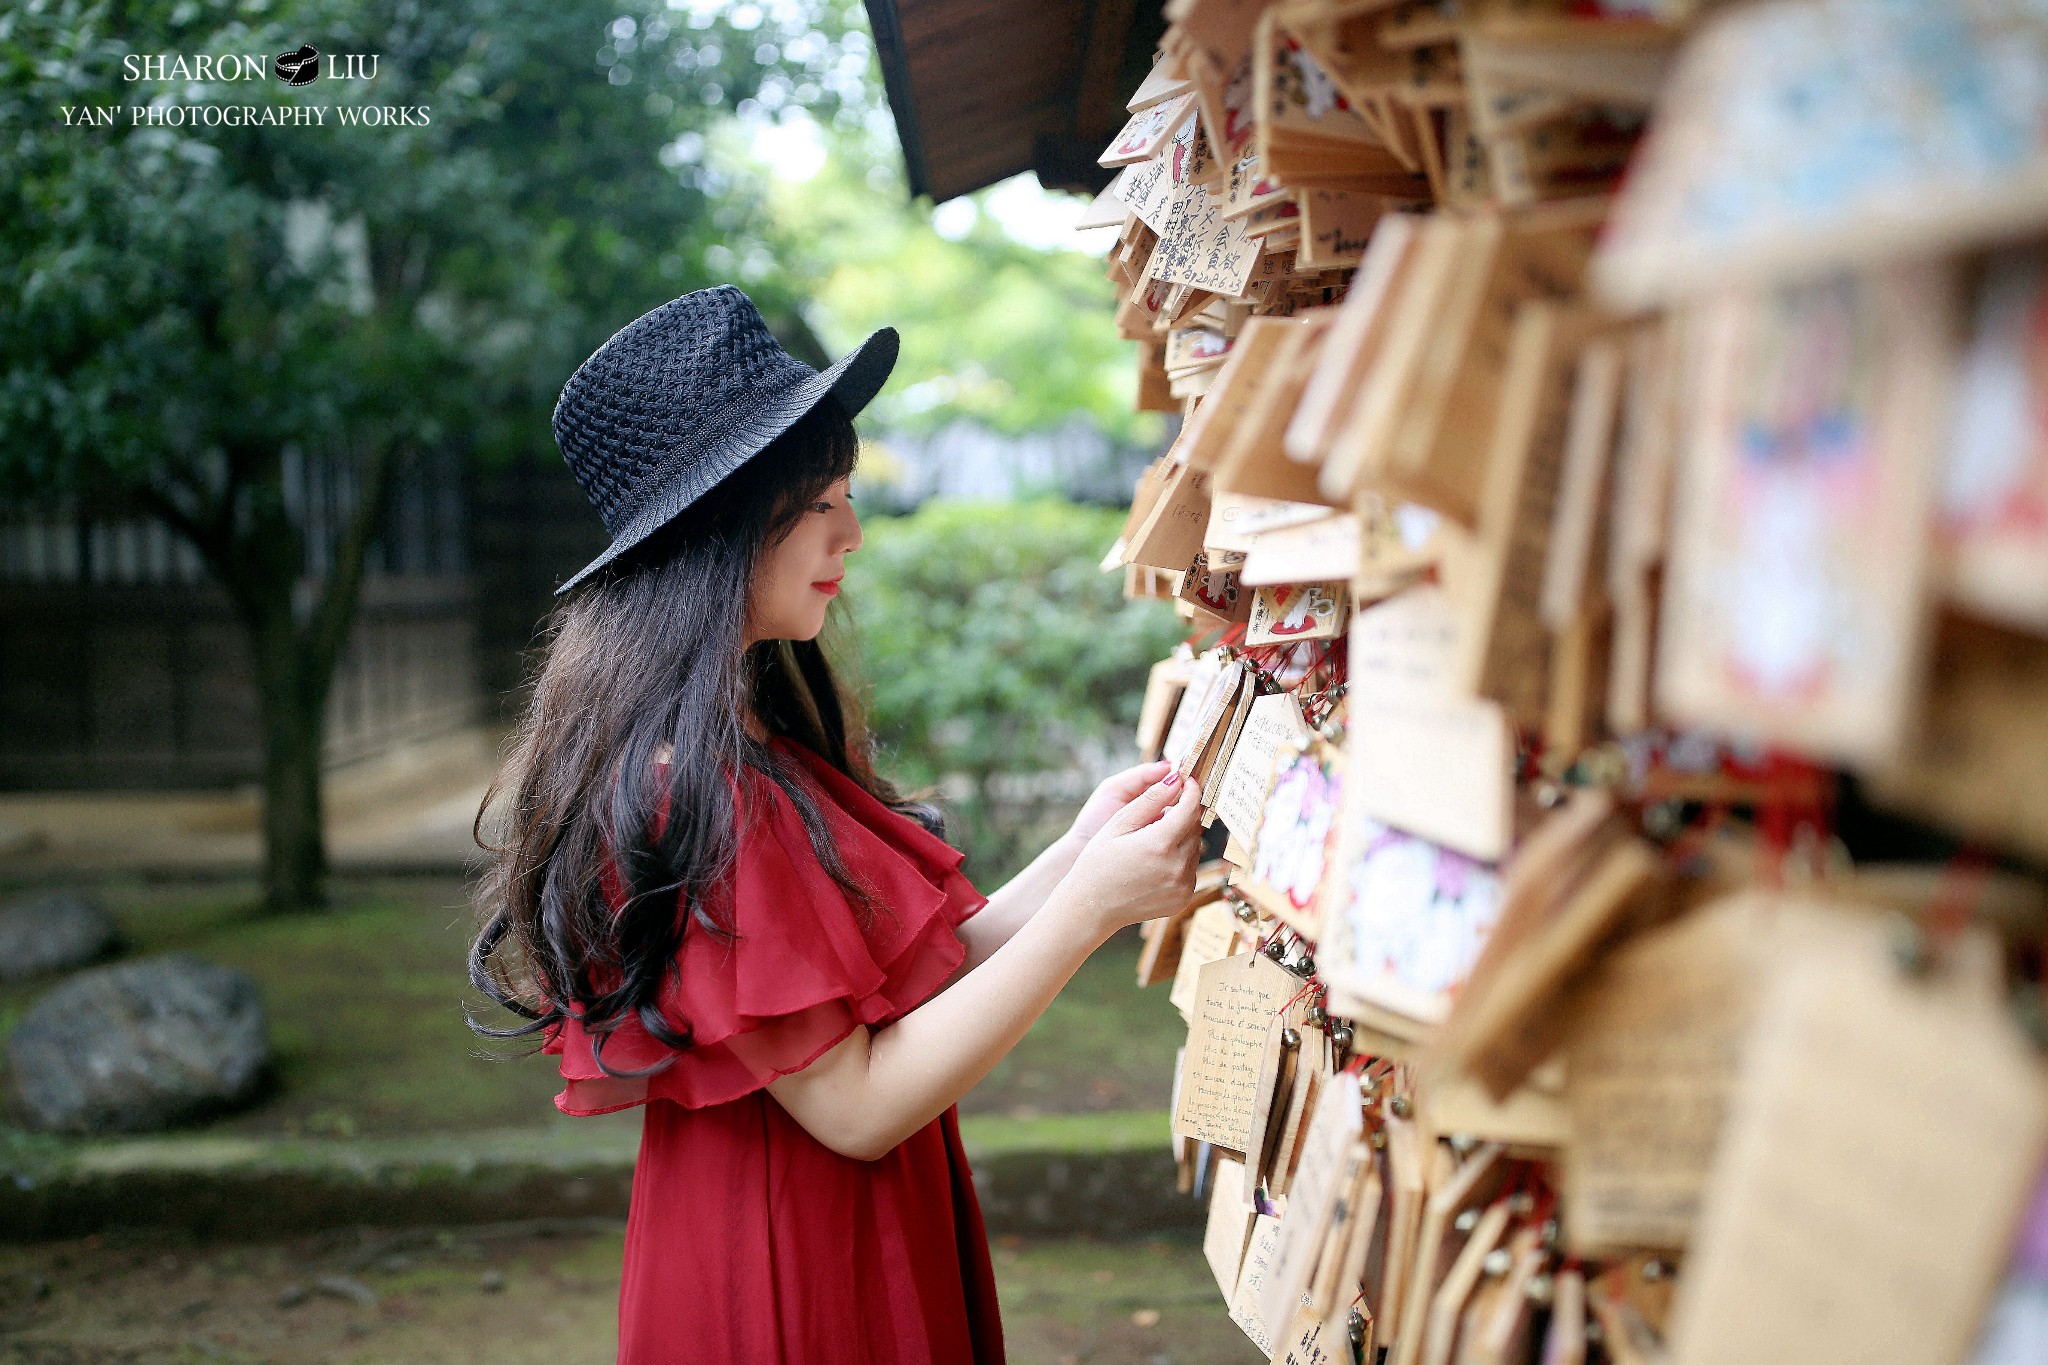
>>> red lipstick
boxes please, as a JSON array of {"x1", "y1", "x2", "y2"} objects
[{"x1": 812, "y1": 577, "x2": 842, "y2": 596}]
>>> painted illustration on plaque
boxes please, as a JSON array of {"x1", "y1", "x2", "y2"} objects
[
  {"x1": 1318, "y1": 797, "x2": 1503, "y2": 1025},
  {"x1": 1242, "y1": 739, "x2": 1344, "y2": 931}
]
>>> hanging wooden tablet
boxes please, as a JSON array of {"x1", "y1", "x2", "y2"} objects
[
  {"x1": 1455, "y1": 301, "x2": 1611, "y2": 728},
  {"x1": 1172, "y1": 0, "x2": 1271, "y2": 83},
  {"x1": 1439, "y1": 106, "x2": 1493, "y2": 213},
  {"x1": 1241, "y1": 512, "x2": 1362, "y2": 587},
  {"x1": 1431, "y1": 812, "x2": 1665, "y2": 1101},
  {"x1": 1176, "y1": 658, "x2": 1253, "y2": 780},
  {"x1": 1384, "y1": 1141, "x2": 1504, "y2": 1365},
  {"x1": 1356, "y1": 497, "x2": 1448, "y2": 598},
  {"x1": 1460, "y1": 52, "x2": 1571, "y2": 144},
  {"x1": 1413, "y1": 1055, "x2": 1569, "y2": 1155},
  {"x1": 1214, "y1": 312, "x2": 1344, "y2": 505},
  {"x1": 1416, "y1": 1197, "x2": 1511, "y2": 1365},
  {"x1": 1291, "y1": 213, "x2": 1422, "y2": 482},
  {"x1": 1172, "y1": 896, "x2": 1247, "y2": 1021},
  {"x1": 1603, "y1": 324, "x2": 1680, "y2": 725},
  {"x1": 1178, "y1": 548, "x2": 1253, "y2": 623},
  {"x1": 1212, "y1": 690, "x2": 1314, "y2": 855},
  {"x1": 1151, "y1": 181, "x2": 1267, "y2": 299},
  {"x1": 1222, "y1": 149, "x2": 1291, "y2": 220},
  {"x1": 1076, "y1": 178, "x2": 1132, "y2": 233},
  {"x1": 1588, "y1": 1283, "x2": 1665, "y2": 1365},
  {"x1": 1317, "y1": 780, "x2": 1506, "y2": 1031},
  {"x1": 1125, "y1": 461, "x2": 1216, "y2": 573},
  {"x1": 1654, "y1": 265, "x2": 1953, "y2": 769},
  {"x1": 1128, "y1": 49, "x2": 1195, "y2": 112},
  {"x1": 1343, "y1": 693, "x2": 1516, "y2": 861},
  {"x1": 1116, "y1": 455, "x2": 1175, "y2": 551},
  {"x1": 1348, "y1": 581, "x2": 1461, "y2": 705},
  {"x1": 1164, "y1": 323, "x2": 1234, "y2": 377},
  {"x1": 1245, "y1": 996, "x2": 1312, "y2": 1194},
  {"x1": 1865, "y1": 612, "x2": 2048, "y2": 865},
  {"x1": 1247, "y1": 581, "x2": 1348, "y2": 645},
  {"x1": 1323, "y1": 215, "x2": 1474, "y2": 509},
  {"x1": 1162, "y1": 651, "x2": 1228, "y2": 769},
  {"x1": 1180, "y1": 317, "x2": 1299, "y2": 473},
  {"x1": 1270, "y1": 1026, "x2": 1334, "y2": 1200},
  {"x1": 1261, "y1": 1071, "x2": 1370, "y2": 1330},
  {"x1": 1175, "y1": 948, "x2": 1303, "y2": 1151},
  {"x1": 1313, "y1": 1153, "x2": 1383, "y2": 1338},
  {"x1": 1539, "y1": 335, "x2": 1625, "y2": 632},
  {"x1": 1205, "y1": 1151, "x2": 1260, "y2": 1297},
  {"x1": 1230, "y1": 1212, "x2": 1288, "y2": 1355},
  {"x1": 1188, "y1": 46, "x2": 1261, "y2": 171},
  {"x1": 1458, "y1": 20, "x2": 1677, "y2": 108},
  {"x1": 1274, "y1": 1305, "x2": 1345, "y2": 1365},
  {"x1": 1665, "y1": 901, "x2": 2048, "y2": 1365},
  {"x1": 1458, "y1": 1222, "x2": 1545, "y2": 1365},
  {"x1": 1541, "y1": 1267, "x2": 1587, "y2": 1365},
  {"x1": 1408, "y1": 103, "x2": 1449, "y2": 201},
  {"x1": 1940, "y1": 247, "x2": 2048, "y2": 634},
  {"x1": 1298, "y1": 188, "x2": 1383, "y2": 269},
  {"x1": 1136, "y1": 654, "x2": 1197, "y2": 760},
  {"x1": 1381, "y1": 204, "x2": 1601, "y2": 530},
  {"x1": 1239, "y1": 735, "x2": 1347, "y2": 936},
  {"x1": 1209, "y1": 490, "x2": 1334, "y2": 553},
  {"x1": 1123, "y1": 336, "x2": 1169, "y2": 411},
  {"x1": 1486, "y1": 106, "x2": 1640, "y2": 206},
  {"x1": 1558, "y1": 892, "x2": 1762, "y2": 1257},
  {"x1": 1136, "y1": 908, "x2": 1192, "y2": 989},
  {"x1": 1256, "y1": 11, "x2": 1432, "y2": 194},
  {"x1": 1589, "y1": 0, "x2": 2048, "y2": 311},
  {"x1": 1543, "y1": 597, "x2": 1611, "y2": 769},
  {"x1": 1101, "y1": 92, "x2": 1198, "y2": 167},
  {"x1": 1121, "y1": 138, "x2": 1196, "y2": 236},
  {"x1": 1196, "y1": 667, "x2": 1261, "y2": 803}
]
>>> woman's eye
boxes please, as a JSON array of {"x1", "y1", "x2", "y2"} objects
[{"x1": 811, "y1": 500, "x2": 833, "y2": 513}]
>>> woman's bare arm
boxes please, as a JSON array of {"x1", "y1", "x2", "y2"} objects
[
  {"x1": 944, "y1": 759, "x2": 1170, "y2": 977},
  {"x1": 764, "y1": 773, "x2": 1202, "y2": 1161},
  {"x1": 947, "y1": 829, "x2": 1086, "y2": 976}
]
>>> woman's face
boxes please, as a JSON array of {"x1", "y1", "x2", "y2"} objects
[{"x1": 745, "y1": 476, "x2": 861, "y2": 645}]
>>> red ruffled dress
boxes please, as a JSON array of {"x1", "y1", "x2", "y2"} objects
[{"x1": 541, "y1": 735, "x2": 1006, "y2": 1364}]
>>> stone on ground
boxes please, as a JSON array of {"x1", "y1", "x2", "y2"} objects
[
  {"x1": 0, "y1": 887, "x2": 118, "y2": 980},
  {"x1": 7, "y1": 953, "x2": 270, "y2": 1134}
]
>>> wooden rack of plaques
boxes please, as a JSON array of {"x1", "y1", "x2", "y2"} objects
[{"x1": 1085, "y1": 2, "x2": 2048, "y2": 1363}]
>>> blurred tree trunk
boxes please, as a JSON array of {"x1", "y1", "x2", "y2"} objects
[{"x1": 141, "y1": 443, "x2": 402, "y2": 912}]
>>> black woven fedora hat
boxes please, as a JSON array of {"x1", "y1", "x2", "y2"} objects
[{"x1": 551, "y1": 284, "x2": 898, "y2": 594}]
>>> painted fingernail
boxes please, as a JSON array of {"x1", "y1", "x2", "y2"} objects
[{"x1": 1162, "y1": 770, "x2": 1182, "y2": 787}]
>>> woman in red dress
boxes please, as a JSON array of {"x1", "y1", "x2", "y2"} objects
[{"x1": 468, "y1": 286, "x2": 1206, "y2": 1364}]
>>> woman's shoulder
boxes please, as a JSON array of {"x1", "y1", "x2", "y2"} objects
[
  {"x1": 762, "y1": 736, "x2": 970, "y2": 878},
  {"x1": 546, "y1": 736, "x2": 979, "y2": 1116}
]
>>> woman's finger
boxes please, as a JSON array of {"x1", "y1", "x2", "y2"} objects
[
  {"x1": 1101, "y1": 769, "x2": 1187, "y2": 836},
  {"x1": 1100, "y1": 760, "x2": 1169, "y2": 805}
]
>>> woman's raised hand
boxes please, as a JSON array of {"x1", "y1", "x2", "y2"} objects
[
  {"x1": 1066, "y1": 758, "x2": 1174, "y2": 844},
  {"x1": 1062, "y1": 768, "x2": 1206, "y2": 938}
]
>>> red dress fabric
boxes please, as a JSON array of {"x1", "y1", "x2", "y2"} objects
[{"x1": 541, "y1": 735, "x2": 1006, "y2": 1364}]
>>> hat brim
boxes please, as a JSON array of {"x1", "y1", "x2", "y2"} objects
[{"x1": 554, "y1": 325, "x2": 899, "y2": 595}]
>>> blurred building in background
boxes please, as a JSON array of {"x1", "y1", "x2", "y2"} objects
[{"x1": 0, "y1": 452, "x2": 610, "y2": 790}]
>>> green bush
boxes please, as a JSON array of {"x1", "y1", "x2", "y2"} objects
[{"x1": 835, "y1": 497, "x2": 1185, "y2": 884}]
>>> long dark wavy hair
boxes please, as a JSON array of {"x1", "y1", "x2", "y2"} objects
[{"x1": 466, "y1": 395, "x2": 943, "y2": 1074}]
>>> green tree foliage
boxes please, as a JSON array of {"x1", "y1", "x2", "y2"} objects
[
  {"x1": 761, "y1": 140, "x2": 1162, "y2": 445},
  {"x1": 834, "y1": 498, "x2": 1185, "y2": 883},
  {"x1": 0, "y1": 0, "x2": 870, "y2": 907}
]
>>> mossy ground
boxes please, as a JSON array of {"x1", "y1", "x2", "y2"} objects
[
  {"x1": 0, "y1": 874, "x2": 1187, "y2": 1138},
  {"x1": 0, "y1": 1225, "x2": 1264, "y2": 1365}
]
